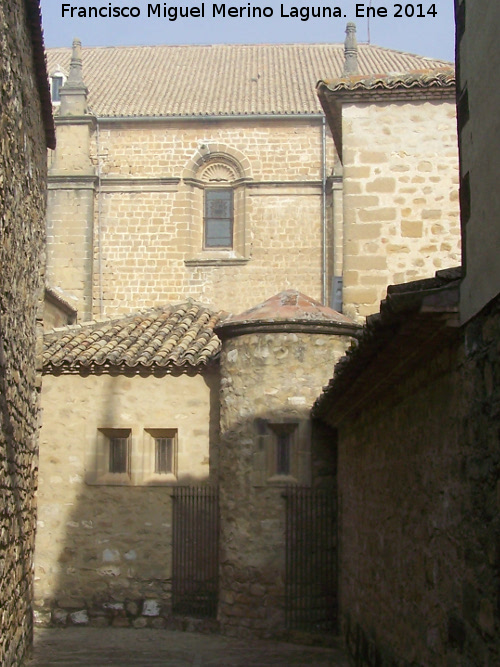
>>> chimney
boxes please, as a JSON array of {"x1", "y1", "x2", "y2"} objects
[{"x1": 343, "y1": 22, "x2": 359, "y2": 76}]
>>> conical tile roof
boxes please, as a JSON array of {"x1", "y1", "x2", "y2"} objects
[{"x1": 216, "y1": 290, "x2": 361, "y2": 338}]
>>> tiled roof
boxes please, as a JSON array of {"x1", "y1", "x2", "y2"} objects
[
  {"x1": 25, "y1": 1, "x2": 55, "y2": 147},
  {"x1": 319, "y1": 67, "x2": 455, "y2": 92},
  {"x1": 45, "y1": 43, "x2": 451, "y2": 118},
  {"x1": 216, "y1": 290, "x2": 361, "y2": 338},
  {"x1": 43, "y1": 303, "x2": 222, "y2": 373},
  {"x1": 312, "y1": 268, "x2": 462, "y2": 424}
]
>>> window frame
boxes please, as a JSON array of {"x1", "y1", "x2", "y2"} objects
[
  {"x1": 203, "y1": 187, "x2": 234, "y2": 250},
  {"x1": 142, "y1": 428, "x2": 178, "y2": 485},
  {"x1": 50, "y1": 72, "x2": 66, "y2": 104},
  {"x1": 183, "y1": 148, "x2": 252, "y2": 265},
  {"x1": 154, "y1": 436, "x2": 175, "y2": 475},
  {"x1": 86, "y1": 427, "x2": 132, "y2": 485}
]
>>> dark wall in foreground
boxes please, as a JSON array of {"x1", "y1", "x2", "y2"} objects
[
  {"x1": 333, "y1": 298, "x2": 500, "y2": 664},
  {"x1": 0, "y1": 1, "x2": 48, "y2": 663}
]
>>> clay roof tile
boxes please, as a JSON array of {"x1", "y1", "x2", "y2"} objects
[{"x1": 43, "y1": 303, "x2": 222, "y2": 373}]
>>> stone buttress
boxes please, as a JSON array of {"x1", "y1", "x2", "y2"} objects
[{"x1": 46, "y1": 39, "x2": 95, "y2": 320}]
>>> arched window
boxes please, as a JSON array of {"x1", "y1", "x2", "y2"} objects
[
  {"x1": 183, "y1": 146, "x2": 252, "y2": 264},
  {"x1": 199, "y1": 161, "x2": 239, "y2": 249}
]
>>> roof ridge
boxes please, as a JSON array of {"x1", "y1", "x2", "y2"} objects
[
  {"x1": 46, "y1": 42, "x2": 451, "y2": 118},
  {"x1": 44, "y1": 300, "x2": 221, "y2": 336}
]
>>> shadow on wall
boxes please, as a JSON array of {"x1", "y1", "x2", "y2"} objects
[
  {"x1": 0, "y1": 356, "x2": 38, "y2": 662},
  {"x1": 33, "y1": 367, "x2": 220, "y2": 630},
  {"x1": 216, "y1": 407, "x2": 338, "y2": 640},
  {"x1": 34, "y1": 387, "x2": 339, "y2": 638}
]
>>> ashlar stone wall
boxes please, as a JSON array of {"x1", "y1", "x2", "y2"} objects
[
  {"x1": 34, "y1": 369, "x2": 218, "y2": 627},
  {"x1": 341, "y1": 100, "x2": 460, "y2": 321},
  {"x1": 0, "y1": 0, "x2": 48, "y2": 663},
  {"x1": 47, "y1": 117, "x2": 337, "y2": 319}
]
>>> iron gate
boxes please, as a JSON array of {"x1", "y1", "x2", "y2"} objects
[
  {"x1": 171, "y1": 486, "x2": 219, "y2": 618},
  {"x1": 284, "y1": 486, "x2": 337, "y2": 632}
]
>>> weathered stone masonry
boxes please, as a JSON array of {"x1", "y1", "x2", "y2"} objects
[
  {"x1": 0, "y1": 0, "x2": 54, "y2": 664},
  {"x1": 216, "y1": 293, "x2": 360, "y2": 638},
  {"x1": 313, "y1": 271, "x2": 500, "y2": 664}
]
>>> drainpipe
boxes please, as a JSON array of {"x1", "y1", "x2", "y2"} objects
[
  {"x1": 95, "y1": 119, "x2": 104, "y2": 317},
  {"x1": 321, "y1": 115, "x2": 327, "y2": 305}
]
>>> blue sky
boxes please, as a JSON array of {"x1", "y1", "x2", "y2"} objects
[{"x1": 41, "y1": 0, "x2": 455, "y2": 62}]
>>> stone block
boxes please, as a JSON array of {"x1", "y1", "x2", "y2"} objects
[
  {"x1": 69, "y1": 610, "x2": 89, "y2": 625},
  {"x1": 366, "y1": 178, "x2": 396, "y2": 193},
  {"x1": 343, "y1": 287, "x2": 378, "y2": 305},
  {"x1": 52, "y1": 609, "x2": 68, "y2": 625},
  {"x1": 111, "y1": 616, "x2": 131, "y2": 627},
  {"x1": 348, "y1": 256, "x2": 387, "y2": 271},
  {"x1": 90, "y1": 616, "x2": 110, "y2": 627},
  {"x1": 347, "y1": 223, "x2": 382, "y2": 240},
  {"x1": 125, "y1": 601, "x2": 139, "y2": 616},
  {"x1": 358, "y1": 151, "x2": 387, "y2": 164},
  {"x1": 358, "y1": 208, "x2": 397, "y2": 222},
  {"x1": 401, "y1": 221, "x2": 423, "y2": 238},
  {"x1": 142, "y1": 599, "x2": 161, "y2": 616}
]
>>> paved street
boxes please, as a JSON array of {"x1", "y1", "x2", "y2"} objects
[{"x1": 27, "y1": 627, "x2": 350, "y2": 666}]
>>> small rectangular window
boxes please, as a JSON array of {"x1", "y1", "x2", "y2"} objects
[
  {"x1": 155, "y1": 437, "x2": 174, "y2": 474},
  {"x1": 276, "y1": 433, "x2": 291, "y2": 476},
  {"x1": 204, "y1": 189, "x2": 233, "y2": 248},
  {"x1": 51, "y1": 76, "x2": 64, "y2": 102},
  {"x1": 109, "y1": 436, "x2": 129, "y2": 474},
  {"x1": 143, "y1": 428, "x2": 178, "y2": 483},
  {"x1": 268, "y1": 422, "x2": 298, "y2": 478}
]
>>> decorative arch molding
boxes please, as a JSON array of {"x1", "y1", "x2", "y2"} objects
[
  {"x1": 183, "y1": 143, "x2": 253, "y2": 183},
  {"x1": 199, "y1": 161, "x2": 239, "y2": 184}
]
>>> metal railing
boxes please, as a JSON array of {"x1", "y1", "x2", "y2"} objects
[
  {"x1": 171, "y1": 486, "x2": 219, "y2": 618},
  {"x1": 284, "y1": 486, "x2": 337, "y2": 632}
]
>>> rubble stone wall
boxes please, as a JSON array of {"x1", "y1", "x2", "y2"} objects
[
  {"x1": 335, "y1": 296, "x2": 500, "y2": 664},
  {"x1": 218, "y1": 330, "x2": 351, "y2": 637},
  {"x1": 0, "y1": 0, "x2": 48, "y2": 663},
  {"x1": 337, "y1": 343, "x2": 463, "y2": 663}
]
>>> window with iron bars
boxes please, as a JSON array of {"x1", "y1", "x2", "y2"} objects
[
  {"x1": 109, "y1": 435, "x2": 130, "y2": 474},
  {"x1": 155, "y1": 436, "x2": 175, "y2": 474}
]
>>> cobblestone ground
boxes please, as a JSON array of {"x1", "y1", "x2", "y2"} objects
[{"x1": 27, "y1": 628, "x2": 350, "y2": 666}]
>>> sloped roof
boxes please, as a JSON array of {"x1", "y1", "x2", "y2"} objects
[
  {"x1": 45, "y1": 43, "x2": 451, "y2": 118},
  {"x1": 319, "y1": 67, "x2": 455, "y2": 93},
  {"x1": 43, "y1": 302, "x2": 222, "y2": 373},
  {"x1": 216, "y1": 290, "x2": 361, "y2": 338},
  {"x1": 312, "y1": 268, "x2": 462, "y2": 424},
  {"x1": 317, "y1": 66, "x2": 455, "y2": 161}
]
